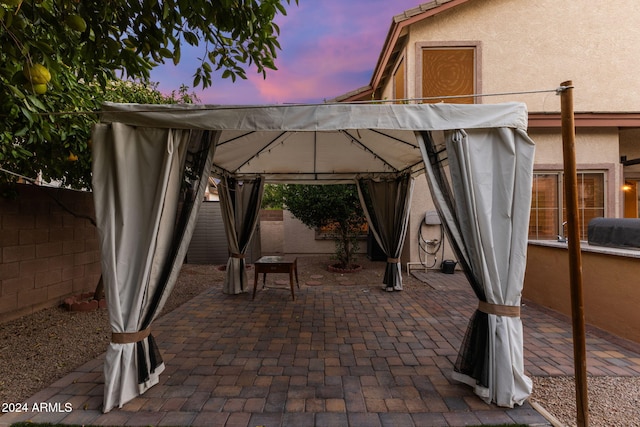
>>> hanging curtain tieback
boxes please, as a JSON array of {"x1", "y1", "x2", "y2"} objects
[
  {"x1": 111, "y1": 327, "x2": 151, "y2": 344},
  {"x1": 230, "y1": 253, "x2": 245, "y2": 259},
  {"x1": 478, "y1": 301, "x2": 520, "y2": 317},
  {"x1": 387, "y1": 257, "x2": 399, "y2": 263}
]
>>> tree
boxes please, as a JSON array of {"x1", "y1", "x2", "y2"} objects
[
  {"x1": 281, "y1": 184, "x2": 366, "y2": 269},
  {"x1": 1, "y1": 0, "x2": 297, "y2": 186},
  {"x1": 1, "y1": 79, "x2": 199, "y2": 189},
  {"x1": 261, "y1": 183, "x2": 285, "y2": 209}
]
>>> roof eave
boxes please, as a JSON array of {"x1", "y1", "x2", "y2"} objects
[
  {"x1": 370, "y1": 0, "x2": 475, "y2": 91},
  {"x1": 329, "y1": 86, "x2": 374, "y2": 103},
  {"x1": 528, "y1": 112, "x2": 640, "y2": 128}
]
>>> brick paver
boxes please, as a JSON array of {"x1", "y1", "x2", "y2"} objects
[{"x1": 2, "y1": 258, "x2": 640, "y2": 426}]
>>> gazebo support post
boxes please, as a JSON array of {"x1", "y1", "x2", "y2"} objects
[{"x1": 560, "y1": 80, "x2": 589, "y2": 426}]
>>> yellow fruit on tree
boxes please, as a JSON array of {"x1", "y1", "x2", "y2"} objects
[
  {"x1": 65, "y1": 14, "x2": 87, "y2": 32},
  {"x1": 23, "y1": 81, "x2": 48, "y2": 95},
  {"x1": 67, "y1": 152, "x2": 79, "y2": 162},
  {"x1": 23, "y1": 64, "x2": 52, "y2": 85}
]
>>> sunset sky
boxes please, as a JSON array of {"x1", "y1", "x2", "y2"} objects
[{"x1": 149, "y1": 1, "x2": 423, "y2": 105}]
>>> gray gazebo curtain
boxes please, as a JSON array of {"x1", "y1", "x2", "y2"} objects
[
  {"x1": 418, "y1": 129, "x2": 534, "y2": 407},
  {"x1": 92, "y1": 123, "x2": 216, "y2": 412},
  {"x1": 218, "y1": 175, "x2": 265, "y2": 294},
  {"x1": 357, "y1": 174, "x2": 414, "y2": 291}
]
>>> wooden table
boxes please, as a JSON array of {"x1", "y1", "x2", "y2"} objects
[{"x1": 253, "y1": 256, "x2": 299, "y2": 300}]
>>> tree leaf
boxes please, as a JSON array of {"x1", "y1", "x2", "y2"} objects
[
  {"x1": 8, "y1": 85, "x2": 26, "y2": 100},
  {"x1": 159, "y1": 48, "x2": 173, "y2": 58},
  {"x1": 26, "y1": 95, "x2": 47, "y2": 112},
  {"x1": 183, "y1": 31, "x2": 199, "y2": 45},
  {"x1": 173, "y1": 45, "x2": 181, "y2": 66}
]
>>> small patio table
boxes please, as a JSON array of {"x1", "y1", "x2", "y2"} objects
[{"x1": 253, "y1": 256, "x2": 299, "y2": 300}]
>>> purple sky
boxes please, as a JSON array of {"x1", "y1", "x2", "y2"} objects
[{"x1": 149, "y1": 1, "x2": 423, "y2": 104}]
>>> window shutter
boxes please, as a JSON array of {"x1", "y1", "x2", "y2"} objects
[
  {"x1": 422, "y1": 48, "x2": 475, "y2": 104},
  {"x1": 393, "y1": 59, "x2": 405, "y2": 103}
]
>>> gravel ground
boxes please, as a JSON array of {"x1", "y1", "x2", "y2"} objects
[
  {"x1": 0, "y1": 264, "x2": 225, "y2": 406},
  {"x1": 531, "y1": 376, "x2": 640, "y2": 427},
  {"x1": 1, "y1": 257, "x2": 639, "y2": 427}
]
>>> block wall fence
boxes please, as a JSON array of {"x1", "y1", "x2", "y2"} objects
[{"x1": 0, "y1": 184, "x2": 101, "y2": 323}]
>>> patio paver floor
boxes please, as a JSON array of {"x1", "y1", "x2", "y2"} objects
[{"x1": 2, "y1": 260, "x2": 639, "y2": 426}]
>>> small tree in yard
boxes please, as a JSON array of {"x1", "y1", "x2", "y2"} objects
[
  {"x1": 261, "y1": 183, "x2": 285, "y2": 210},
  {"x1": 280, "y1": 184, "x2": 366, "y2": 270}
]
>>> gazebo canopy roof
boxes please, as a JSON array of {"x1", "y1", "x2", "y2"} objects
[
  {"x1": 93, "y1": 99, "x2": 536, "y2": 412},
  {"x1": 99, "y1": 101, "x2": 529, "y2": 183}
]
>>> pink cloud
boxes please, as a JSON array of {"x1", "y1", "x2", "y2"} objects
[
  {"x1": 152, "y1": 1, "x2": 424, "y2": 104},
  {"x1": 238, "y1": 1, "x2": 421, "y2": 103}
]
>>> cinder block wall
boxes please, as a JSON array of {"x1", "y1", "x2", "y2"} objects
[
  {"x1": 259, "y1": 209, "x2": 283, "y2": 222},
  {"x1": 282, "y1": 210, "x2": 367, "y2": 255},
  {"x1": 0, "y1": 184, "x2": 101, "y2": 323}
]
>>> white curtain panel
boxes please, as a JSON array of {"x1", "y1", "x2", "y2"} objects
[
  {"x1": 92, "y1": 123, "x2": 215, "y2": 412},
  {"x1": 419, "y1": 128, "x2": 535, "y2": 407}
]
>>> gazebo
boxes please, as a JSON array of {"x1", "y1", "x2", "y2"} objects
[{"x1": 92, "y1": 101, "x2": 535, "y2": 412}]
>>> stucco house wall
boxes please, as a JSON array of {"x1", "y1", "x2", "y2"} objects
[
  {"x1": 363, "y1": 0, "x2": 640, "y2": 265},
  {"x1": 386, "y1": 0, "x2": 640, "y2": 113}
]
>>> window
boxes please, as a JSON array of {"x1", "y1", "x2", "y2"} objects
[
  {"x1": 529, "y1": 172, "x2": 605, "y2": 240},
  {"x1": 530, "y1": 174, "x2": 559, "y2": 239},
  {"x1": 422, "y1": 47, "x2": 475, "y2": 104}
]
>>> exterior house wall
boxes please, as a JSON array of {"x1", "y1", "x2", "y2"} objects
[
  {"x1": 0, "y1": 184, "x2": 101, "y2": 323},
  {"x1": 377, "y1": 0, "x2": 640, "y2": 265},
  {"x1": 401, "y1": 0, "x2": 640, "y2": 113},
  {"x1": 530, "y1": 128, "x2": 620, "y2": 166},
  {"x1": 402, "y1": 176, "x2": 458, "y2": 269}
]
